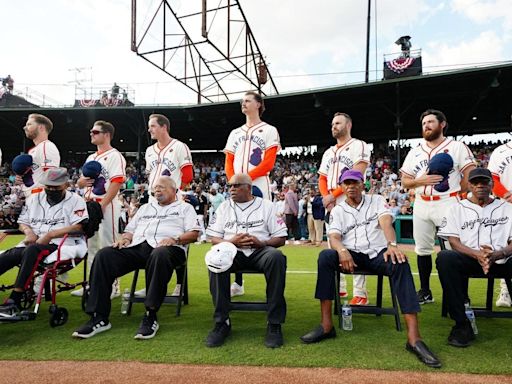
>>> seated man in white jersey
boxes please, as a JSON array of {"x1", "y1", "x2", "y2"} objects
[
  {"x1": 436, "y1": 168, "x2": 512, "y2": 348},
  {"x1": 300, "y1": 170, "x2": 441, "y2": 369},
  {"x1": 73, "y1": 176, "x2": 200, "y2": 340},
  {"x1": 0, "y1": 168, "x2": 88, "y2": 313},
  {"x1": 205, "y1": 173, "x2": 288, "y2": 348}
]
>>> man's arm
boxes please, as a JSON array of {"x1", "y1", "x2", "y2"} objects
[
  {"x1": 100, "y1": 181, "x2": 123, "y2": 210},
  {"x1": 400, "y1": 173, "x2": 443, "y2": 189},
  {"x1": 19, "y1": 223, "x2": 38, "y2": 245},
  {"x1": 157, "y1": 230, "x2": 200, "y2": 247},
  {"x1": 328, "y1": 232, "x2": 357, "y2": 273},
  {"x1": 378, "y1": 214, "x2": 407, "y2": 264},
  {"x1": 248, "y1": 146, "x2": 278, "y2": 180},
  {"x1": 36, "y1": 223, "x2": 84, "y2": 245}
]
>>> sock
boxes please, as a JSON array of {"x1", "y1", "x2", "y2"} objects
[{"x1": 417, "y1": 255, "x2": 432, "y2": 291}]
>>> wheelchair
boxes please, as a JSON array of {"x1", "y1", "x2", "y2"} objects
[{"x1": 0, "y1": 233, "x2": 89, "y2": 327}]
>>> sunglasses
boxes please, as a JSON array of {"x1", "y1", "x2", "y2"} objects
[
  {"x1": 90, "y1": 130, "x2": 104, "y2": 135},
  {"x1": 227, "y1": 183, "x2": 249, "y2": 188}
]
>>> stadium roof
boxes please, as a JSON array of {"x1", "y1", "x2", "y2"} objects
[{"x1": 0, "y1": 63, "x2": 511, "y2": 160}]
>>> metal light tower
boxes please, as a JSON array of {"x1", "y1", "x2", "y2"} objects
[{"x1": 131, "y1": 0, "x2": 278, "y2": 103}]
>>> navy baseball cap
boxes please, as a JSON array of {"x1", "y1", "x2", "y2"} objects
[
  {"x1": 468, "y1": 168, "x2": 492, "y2": 182},
  {"x1": 428, "y1": 153, "x2": 453, "y2": 192},
  {"x1": 12, "y1": 154, "x2": 33, "y2": 175},
  {"x1": 251, "y1": 185, "x2": 263, "y2": 198},
  {"x1": 82, "y1": 160, "x2": 102, "y2": 179},
  {"x1": 339, "y1": 169, "x2": 364, "y2": 184}
]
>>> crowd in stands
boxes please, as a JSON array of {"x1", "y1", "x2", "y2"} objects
[{"x1": 0, "y1": 139, "x2": 505, "y2": 236}]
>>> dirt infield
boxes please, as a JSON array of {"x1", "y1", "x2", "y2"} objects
[{"x1": 1, "y1": 361, "x2": 511, "y2": 384}]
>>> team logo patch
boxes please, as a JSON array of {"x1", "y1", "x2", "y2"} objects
[
  {"x1": 439, "y1": 217, "x2": 447, "y2": 228},
  {"x1": 249, "y1": 148, "x2": 263, "y2": 166},
  {"x1": 210, "y1": 213, "x2": 217, "y2": 225},
  {"x1": 328, "y1": 214, "x2": 334, "y2": 225},
  {"x1": 74, "y1": 209, "x2": 86, "y2": 217}
]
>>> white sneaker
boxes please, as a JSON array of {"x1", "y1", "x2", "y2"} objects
[
  {"x1": 110, "y1": 279, "x2": 121, "y2": 300},
  {"x1": 134, "y1": 288, "x2": 146, "y2": 298},
  {"x1": 171, "y1": 284, "x2": 182, "y2": 297},
  {"x1": 230, "y1": 282, "x2": 244, "y2": 297},
  {"x1": 71, "y1": 287, "x2": 84, "y2": 297},
  {"x1": 496, "y1": 289, "x2": 512, "y2": 307}
]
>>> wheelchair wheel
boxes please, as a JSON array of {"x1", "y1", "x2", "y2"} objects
[
  {"x1": 20, "y1": 290, "x2": 35, "y2": 310},
  {"x1": 49, "y1": 307, "x2": 68, "y2": 327}
]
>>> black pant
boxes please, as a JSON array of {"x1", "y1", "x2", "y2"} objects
[
  {"x1": 0, "y1": 244, "x2": 58, "y2": 290},
  {"x1": 86, "y1": 241, "x2": 185, "y2": 318},
  {"x1": 436, "y1": 250, "x2": 512, "y2": 323},
  {"x1": 209, "y1": 246, "x2": 287, "y2": 324},
  {"x1": 315, "y1": 249, "x2": 421, "y2": 314},
  {"x1": 285, "y1": 214, "x2": 299, "y2": 239}
]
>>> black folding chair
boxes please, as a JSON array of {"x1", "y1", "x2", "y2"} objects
[{"x1": 229, "y1": 269, "x2": 268, "y2": 312}]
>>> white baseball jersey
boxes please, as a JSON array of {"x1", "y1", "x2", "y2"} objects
[
  {"x1": 145, "y1": 139, "x2": 192, "y2": 191},
  {"x1": 318, "y1": 138, "x2": 371, "y2": 200},
  {"x1": 488, "y1": 142, "x2": 512, "y2": 191},
  {"x1": 400, "y1": 138, "x2": 475, "y2": 196},
  {"x1": 224, "y1": 122, "x2": 280, "y2": 200},
  {"x1": 125, "y1": 199, "x2": 200, "y2": 251},
  {"x1": 328, "y1": 194, "x2": 391, "y2": 259},
  {"x1": 206, "y1": 197, "x2": 288, "y2": 256},
  {"x1": 18, "y1": 191, "x2": 88, "y2": 247},
  {"x1": 83, "y1": 148, "x2": 126, "y2": 200},
  {"x1": 438, "y1": 198, "x2": 512, "y2": 264},
  {"x1": 25, "y1": 140, "x2": 60, "y2": 194}
]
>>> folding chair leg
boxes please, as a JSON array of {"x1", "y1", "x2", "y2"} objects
[
  {"x1": 175, "y1": 266, "x2": 186, "y2": 317},
  {"x1": 388, "y1": 278, "x2": 402, "y2": 331},
  {"x1": 334, "y1": 271, "x2": 342, "y2": 329},
  {"x1": 486, "y1": 278, "x2": 494, "y2": 311},
  {"x1": 376, "y1": 275, "x2": 383, "y2": 317},
  {"x1": 127, "y1": 269, "x2": 139, "y2": 316}
]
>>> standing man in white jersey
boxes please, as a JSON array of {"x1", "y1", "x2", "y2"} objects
[
  {"x1": 437, "y1": 168, "x2": 512, "y2": 347},
  {"x1": 224, "y1": 91, "x2": 281, "y2": 296},
  {"x1": 487, "y1": 130, "x2": 512, "y2": 307},
  {"x1": 134, "y1": 113, "x2": 193, "y2": 298},
  {"x1": 20, "y1": 114, "x2": 60, "y2": 195},
  {"x1": 71, "y1": 121, "x2": 126, "y2": 298},
  {"x1": 400, "y1": 109, "x2": 475, "y2": 304},
  {"x1": 318, "y1": 112, "x2": 371, "y2": 305}
]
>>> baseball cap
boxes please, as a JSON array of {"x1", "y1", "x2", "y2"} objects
[
  {"x1": 205, "y1": 242, "x2": 237, "y2": 273},
  {"x1": 251, "y1": 185, "x2": 263, "y2": 198},
  {"x1": 339, "y1": 169, "x2": 364, "y2": 184},
  {"x1": 468, "y1": 168, "x2": 492, "y2": 183},
  {"x1": 40, "y1": 167, "x2": 69, "y2": 186},
  {"x1": 428, "y1": 153, "x2": 453, "y2": 192},
  {"x1": 82, "y1": 160, "x2": 102, "y2": 179},
  {"x1": 12, "y1": 154, "x2": 33, "y2": 175}
]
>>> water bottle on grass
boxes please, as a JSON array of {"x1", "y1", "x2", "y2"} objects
[
  {"x1": 464, "y1": 303, "x2": 478, "y2": 335},
  {"x1": 342, "y1": 300, "x2": 353, "y2": 331},
  {"x1": 121, "y1": 288, "x2": 130, "y2": 315}
]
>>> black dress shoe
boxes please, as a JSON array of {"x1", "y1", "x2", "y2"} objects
[
  {"x1": 300, "y1": 325, "x2": 336, "y2": 344},
  {"x1": 405, "y1": 340, "x2": 442, "y2": 368}
]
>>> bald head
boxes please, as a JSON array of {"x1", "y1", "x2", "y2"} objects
[
  {"x1": 229, "y1": 173, "x2": 252, "y2": 186},
  {"x1": 153, "y1": 176, "x2": 177, "y2": 205},
  {"x1": 157, "y1": 176, "x2": 177, "y2": 190},
  {"x1": 228, "y1": 173, "x2": 253, "y2": 203}
]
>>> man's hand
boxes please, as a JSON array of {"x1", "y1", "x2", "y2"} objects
[
  {"x1": 504, "y1": 191, "x2": 512, "y2": 203},
  {"x1": 338, "y1": 248, "x2": 357, "y2": 273},
  {"x1": 476, "y1": 245, "x2": 494, "y2": 274},
  {"x1": 36, "y1": 233, "x2": 52, "y2": 245},
  {"x1": 158, "y1": 237, "x2": 178, "y2": 247},
  {"x1": 14, "y1": 175, "x2": 23, "y2": 186},
  {"x1": 77, "y1": 176, "x2": 94, "y2": 189},
  {"x1": 113, "y1": 237, "x2": 131, "y2": 249},
  {"x1": 383, "y1": 245, "x2": 407, "y2": 264},
  {"x1": 246, "y1": 235, "x2": 266, "y2": 249},
  {"x1": 23, "y1": 232, "x2": 38, "y2": 245},
  {"x1": 229, "y1": 233, "x2": 253, "y2": 248},
  {"x1": 322, "y1": 194, "x2": 336, "y2": 208},
  {"x1": 415, "y1": 174, "x2": 443, "y2": 187}
]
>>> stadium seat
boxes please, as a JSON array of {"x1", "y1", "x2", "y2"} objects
[
  {"x1": 126, "y1": 248, "x2": 189, "y2": 317},
  {"x1": 229, "y1": 269, "x2": 268, "y2": 312},
  {"x1": 437, "y1": 235, "x2": 512, "y2": 318},
  {"x1": 334, "y1": 270, "x2": 402, "y2": 331}
]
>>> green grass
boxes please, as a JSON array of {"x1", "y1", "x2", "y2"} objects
[{"x1": 1, "y1": 236, "x2": 511, "y2": 373}]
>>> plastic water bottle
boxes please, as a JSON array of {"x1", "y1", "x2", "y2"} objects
[
  {"x1": 120, "y1": 288, "x2": 130, "y2": 315},
  {"x1": 464, "y1": 303, "x2": 478, "y2": 335},
  {"x1": 342, "y1": 300, "x2": 353, "y2": 331}
]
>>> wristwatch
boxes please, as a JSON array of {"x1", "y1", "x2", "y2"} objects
[{"x1": 387, "y1": 241, "x2": 397, "y2": 247}]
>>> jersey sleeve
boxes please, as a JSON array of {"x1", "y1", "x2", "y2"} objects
[
  {"x1": 376, "y1": 195, "x2": 393, "y2": 220},
  {"x1": 183, "y1": 203, "x2": 201, "y2": 232},
  {"x1": 69, "y1": 196, "x2": 89, "y2": 225},
  {"x1": 223, "y1": 130, "x2": 236, "y2": 154},
  {"x1": 206, "y1": 201, "x2": 227, "y2": 238},
  {"x1": 125, "y1": 205, "x2": 145, "y2": 234},
  {"x1": 456, "y1": 142, "x2": 476, "y2": 171},
  {"x1": 177, "y1": 142, "x2": 193, "y2": 169},
  {"x1": 109, "y1": 152, "x2": 126, "y2": 181},
  {"x1": 266, "y1": 201, "x2": 288, "y2": 237},
  {"x1": 318, "y1": 150, "x2": 330, "y2": 176},
  {"x1": 327, "y1": 205, "x2": 344, "y2": 235},
  {"x1": 437, "y1": 205, "x2": 459, "y2": 238},
  {"x1": 487, "y1": 148, "x2": 501, "y2": 176},
  {"x1": 265, "y1": 125, "x2": 281, "y2": 151},
  {"x1": 399, "y1": 148, "x2": 417, "y2": 177},
  {"x1": 43, "y1": 142, "x2": 60, "y2": 169},
  {"x1": 145, "y1": 148, "x2": 154, "y2": 174},
  {"x1": 17, "y1": 199, "x2": 32, "y2": 226},
  {"x1": 350, "y1": 140, "x2": 371, "y2": 165}
]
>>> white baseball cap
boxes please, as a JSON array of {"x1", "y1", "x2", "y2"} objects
[{"x1": 205, "y1": 242, "x2": 237, "y2": 273}]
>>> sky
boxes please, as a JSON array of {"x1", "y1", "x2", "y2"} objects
[{"x1": 3, "y1": 0, "x2": 512, "y2": 114}]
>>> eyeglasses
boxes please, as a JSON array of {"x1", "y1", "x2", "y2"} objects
[
  {"x1": 90, "y1": 130, "x2": 104, "y2": 135},
  {"x1": 227, "y1": 183, "x2": 249, "y2": 188}
]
